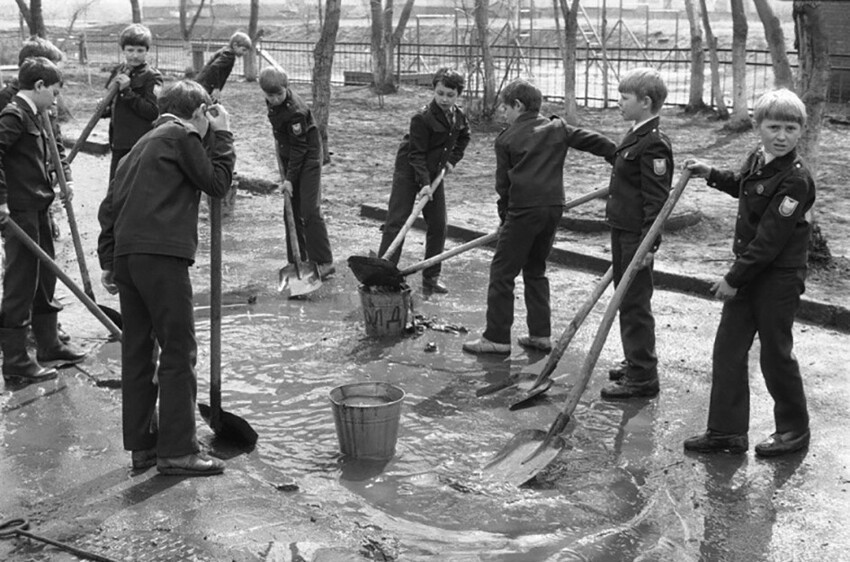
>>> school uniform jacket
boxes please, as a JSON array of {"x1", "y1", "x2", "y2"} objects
[
  {"x1": 605, "y1": 116, "x2": 673, "y2": 249},
  {"x1": 707, "y1": 148, "x2": 815, "y2": 289},
  {"x1": 395, "y1": 99, "x2": 471, "y2": 187},
  {"x1": 0, "y1": 95, "x2": 71, "y2": 210},
  {"x1": 495, "y1": 112, "x2": 616, "y2": 216},
  {"x1": 196, "y1": 47, "x2": 237, "y2": 95},
  {"x1": 267, "y1": 89, "x2": 321, "y2": 183},
  {"x1": 104, "y1": 62, "x2": 162, "y2": 150},
  {"x1": 97, "y1": 115, "x2": 235, "y2": 270}
]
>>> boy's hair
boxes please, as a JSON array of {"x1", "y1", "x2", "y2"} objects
[
  {"x1": 619, "y1": 67, "x2": 668, "y2": 113},
  {"x1": 158, "y1": 80, "x2": 211, "y2": 119},
  {"x1": 119, "y1": 24, "x2": 152, "y2": 49},
  {"x1": 433, "y1": 68, "x2": 464, "y2": 94},
  {"x1": 18, "y1": 36, "x2": 63, "y2": 65},
  {"x1": 500, "y1": 79, "x2": 542, "y2": 113},
  {"x1": 753, "y1": 88, "x2": 807, "y2": 126},
  {"x1": 18, "y1": 57, "x2": 63, "y2": 90},
  {"x1": 229, "y1": 31, "x2": 252, "y2": 50},
  {"x1": 259, "y1": 67, "x2": 288, "y2": 94}
]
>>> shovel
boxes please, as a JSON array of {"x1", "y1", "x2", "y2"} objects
[
  {"x1": 41, "y1": 111, "x2": 123, "y2": 329},
  {"x1": 482, "y1": 170, "x2": 691, "y2": 486},
  {"x1": 273, "y1": 143, "x2": 322, "y2": 297},
  {"x1": 197, "y1": 196, "x2": 258, "y2": 448},
  {"x1": 65, "y1": 81, "x2": 120, "y2": 164},
  {"x1": 347, "y1": 168, "x2": 447, "y2": 285},
  {"x1": 4, "y1": 220, "x2": 122, "y2": 340}
]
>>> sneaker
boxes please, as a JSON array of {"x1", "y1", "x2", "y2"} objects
[
  {"x1": 600, "y1": 377, "x2": 660, "y2": 399},
  {"x1": 423, "y1": 278, "x2": 448, "y2": 294},
  {"x1": 754, "y1": 429, "x2": 810, "y2": 457},
  {"x1": 518, "y1": 335, "x2": 552, "y2": 352},
  {"x1": 317, "y1": 262, "x2": 336, "y2": 280},
  {"x1": 131, "y1": 448, "x2": 157, "y2": 470},
  {"x1": 684, "y1": 430, "x2": 748, "y2": 454},
  {"x1": 608, "y1": 359, "x2": 630, "y2": 381},
  {"x1": 462, "y1": 337, "x2": 510, "y2": 355},
  {"x1": 157, "y1": 453, "x2": 225, "y2": 476}
]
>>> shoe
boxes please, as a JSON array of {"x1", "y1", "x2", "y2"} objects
[
  {"x1": 518, "y1": 335, "x2": 552, "y2": 352},
  {"x1": 317, "y1": 262, "x2": 336, "y2": 280},
  {"x1": 157, "y1": 453, "x2": 225, "y2": 476},
  {"x1": 1, "y1": 327, "x2": 58, "y2": 382},
  {"x1": 32, "y1": 313, "x2": 86, "y2": 365},
  {"x1": 684, "y1": 430, "x2": 749, "y2": 454},
  {"x1": 600, "y1": 377, "x2": 660, "y2": 399},
  {"x1": 755, "y1": 429, "x2": 810, "y2": 457},
  {"x1": 423, "y1": 278, "x2": 448, "y2": 294},
  {"x1": 131, "y1": 448, "x2": 157, "y2": 470},
  {"x1": 462, "y1": 337, "x2": 511, "y2": 355},
  {"x1": 608, "y1": 359, "x2": 630, "y2": 381}
]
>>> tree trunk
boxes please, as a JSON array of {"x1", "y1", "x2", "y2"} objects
[
  {"x1": 699, "y1": 0, "x2": 728, "y2": 118},
  {"x1": 312, "y1": 0, "x2": 341, "y2": 164},
  {"x1": 753, "y1": 0, "x2": 794, "y2": 88},
  {"x1": 727, "y1": 0, "x2": 749, "y2": 129},
  {"x1": 684, "y1": 0, "x2": 707, "y2": 113},
  {"x1": 130, "y1": 0, "x2": 142, "y2": 23},
  {"x1": 244, "y1": 0, "x2": 260, "y2": 82},
  {"x1": 15, "y1": 0, "x2": 47, "y2": 38},
  {"x1": 557, "y1": 0, "x2": 581, "y2": 123},
  {"x1": 474, "y1": 0, "x2": 497, "y2": 121},
  {"x1": 369, "y1": 0, "x2": 395, "y2": 94},
  {"x1": 179, "y1": 0, "x2": 207, "y2": 42}
]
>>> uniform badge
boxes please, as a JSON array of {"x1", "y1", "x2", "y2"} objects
[
  {"x1": 755, "y1": 184, "x2": 764, "y2": 195},
  {"x1": 292, "y1": 122, "x2": 302, "y2": 135},
  {"x1": 778, "y1": 196, "x2": 799, "y2": 217},
  {"x1": 653, "y1": 158, "x2": 667, "y2": 176}
]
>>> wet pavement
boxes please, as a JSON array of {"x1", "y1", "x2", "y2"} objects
[{"x1": 2, "y1": 155, "x2": 850, "y2": 561}]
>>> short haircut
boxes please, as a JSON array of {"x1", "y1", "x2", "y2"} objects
[
  {"x1": 433, "y1": 67, "x2": 464, "y2": 94},
  {"x1": 157, "y1": 80, "x2": 211, "y2": 119},
  {"x1": 229, "y1": 31, "x2": 252, "y2": 50},
  {"x1": 753, "y1": 88, "x2": 807, "y2": 126},
  {"x1": 119, "y1": 24, "x2": 152, "y2": 49},
  {"x1": 18, "y1": 57, "x2": 63, "y2": 90},
  {"x1": 500, "y1": 79, "x2": 542, "y2": 113},
  {"x1": 259, "y1": 67, "x2": 288, "y2": 94},
  {"x1": 18, "y1": 36, "x2": 63, "y2": 65},
  {"x1": 619, "y1": 67, "x2": 668, "y2": 113}
]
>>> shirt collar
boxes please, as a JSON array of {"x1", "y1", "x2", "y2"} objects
[
  {"x1": 631, "y1": 115, "x2": 657, "y2": 133},
  {"x1": 15, "y1": 93, "x2": 38, "y2": 115}
]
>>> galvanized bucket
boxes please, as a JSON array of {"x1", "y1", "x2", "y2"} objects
[
  {"x1": 358, "y1": 285, "x2": 411, "y2": 338},
  {"x1": 329, "y1": 382, "x2": 405, "y2": 461}
]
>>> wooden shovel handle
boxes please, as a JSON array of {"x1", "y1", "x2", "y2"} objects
[
  {"x1": 563, "y1": 186, "x2": 609, "y2": 210},
  {"x1": 272, "y1": 140, "x2": 304, "y2": 278},
  {"x1": 66, "y1": 81, "x2": 120, "y2": 165},
  {"x1": 399, "y1": 230, "x2": 498, "y2": 276},
  {"x1": 541, "y1": 170, "x2": 692, "y2": 444},
  {"x1": 256, "y1": 46, "x2": 283, "y2": 72},
  {"x1": 380, "y1": 167, "x2": 447, "y2": 260},
  {"x1": 209, "y1": 196, "x2": 223, "y2": 430}
]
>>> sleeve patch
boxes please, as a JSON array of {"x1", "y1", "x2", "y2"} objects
[
  {"x1": 778, "y1": 196, "x2": 799, "y2": 217},
  {"x1": 291, "y1": 122, "x2": 303, "y2": 136},
  {"x1": 653, "y1": 158, "x2": 667, "y2": 176}
]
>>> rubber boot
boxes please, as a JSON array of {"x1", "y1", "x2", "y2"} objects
[
  {"x1": 1, "y1": 327, "x2": 57, "y2": 382},
  {"x1": 32, "y1": 313, "x2": 86, "y2": 365}
]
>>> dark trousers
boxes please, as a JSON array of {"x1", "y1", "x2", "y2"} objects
[
  {"x1": 286, "y1": 159, "x2": 333, "y2": 265},
  {"x1": 0, "y1": 209, "x2": 62, "y2": 329},
  {"x1": 611, "y1": 228, "x2": 657, "y2": 380},
  {"x1": 378, "y1": 175, "x2": 447, "y2": 282},
  {"x1": 114, "y1": 254, "x2": 200, "y2": 457},
  {"x1": 707, "y1": 267, "x2": 809, "y2": 435},
  {"x1": 109, "y1": 147, "x2": 131, "y2": 182},
  {"x1": 483, "y1": 206, "x2": 562, "y2": 344}
]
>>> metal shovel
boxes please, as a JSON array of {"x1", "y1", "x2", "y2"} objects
[{"x1": 482, "y1": 170, "x2": 692, "y2": 486}]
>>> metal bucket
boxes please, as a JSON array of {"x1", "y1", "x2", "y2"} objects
[
  {"x1": 329, "y1": 382, "x2": 405, "y2": 461},
  {"x1": 358, "y1": 285, "x2": 411, "y2": 338}
]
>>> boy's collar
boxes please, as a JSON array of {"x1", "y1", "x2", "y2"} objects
[
  {"x1": 631, "y1": 114, "x2": 659, "y2": 133},
  {"x1": 14, "y1": 92, "x2": 38, "y2": 114}
]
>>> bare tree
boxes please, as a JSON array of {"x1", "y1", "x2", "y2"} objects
[
  {"x1": 14, "y1": 0, "x2": 46, "y2": 38},
  {"x1": 726, "y1": 0, "x2": 749, "y2": 129},
  {"x1": 473, "y1": 0, "x2": 497, "y2": 121},
  {"x1": 555, "y1": 0, "x2": 581, "y2": 123},
  {"x1": 793, "y1": 1, "x2": 830, "y2": 170},
  {"x1": 312, "y1": 0, "x2": 341, "y2": 163},
  {"x1": 179, "y1": 0, "x2": 208, "y2": 42},
  {"x1": 699, "y1": 0, "x2": 728, "y2": 118},
  {"x1": 244, "y1": 0, "x2": 260, "y2": 82},
  {"x1": 683, "y1": 0, "x2": 707, "y2": 112},
  {"x1": 369, "y1": 0, "x2": 416, "y2": 94},
  {"x1": 753, "y1": 0, "x2": 794, "y2": 88},
  {"x1": 130, "y1": 0, "x2": 142, "y2": 23}
]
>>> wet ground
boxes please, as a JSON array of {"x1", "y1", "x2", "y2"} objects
[{"x1": 1, "y1": 149, "x2": 849, "y2": 561}]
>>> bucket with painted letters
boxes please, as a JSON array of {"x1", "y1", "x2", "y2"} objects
[
  {"x1": 357, "y1": 285, "x2": 411, "y2": 338},
  {"x1": 329, "y1": 382, "x2": 405, "y2": 461}
]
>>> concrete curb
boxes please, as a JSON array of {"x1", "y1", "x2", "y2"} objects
[{"x1": 360, "y1": 204, "x2": 850, "y2": 334}]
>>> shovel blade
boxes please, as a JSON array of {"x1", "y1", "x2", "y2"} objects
[
  {"x1": 508, "y1": 378, "x2": 555, "y2": 411},
  {"x1": 198, "y1": 402, "x2": 259, "y2": 448},
  {"x1": 482, "y1": 429, "x2": 565, "y2": 486},
  {"x1": 347, "y1": 255, "x2": 403, "y2": 287},
  {"x1": 278, "y1": 262, "x2": 322, "y2": 297}
]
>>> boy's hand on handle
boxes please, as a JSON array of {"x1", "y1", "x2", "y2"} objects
[
  {"x1": 101, "y1": 270, "x2": 119, "y2": 295},
  {"x1": 206, "y1": 104, "x2": 230, "y2": 132},
  {"x1": 211, "y1": 88, "x2": 221, "y2": 103},
  {"x1": 684, "y1": 158, "x2": 711, "y2": 179},
  {"x1": 0, "y1": 203, "x2": 8, "y2": 230},
  {"x1": 638, "y1": 251, "x2": 654, "y2": 269},
  {"x1": 444, "y1": 162, "x2": 454, "y2": 175},
  {"x1": 711, "y1": 277, "x2": 738, "y2": 300},
  {"x1": 417, "y1": 185, "x2": 432, "y2": 201},
  {"x1": 115, "y1": 73, "x2": 131, "y2": 91},
  {"x1": 60, "y1": 181, "x2": 74, "y2": 203},
  {"x1": 281, "y1": 179, "x2": 294, "y2": 197}
]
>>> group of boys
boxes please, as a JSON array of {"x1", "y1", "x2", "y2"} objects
[{"x1": 392, "y1": 67, "x2": 813, "y2": 459}]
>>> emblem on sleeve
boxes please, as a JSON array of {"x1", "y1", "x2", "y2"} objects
[
  {"x1": 778, "y1": 196, "x2": 799, "y2": 217},
  {"x1": 292, "y1": 122, "x2": 302, "y2": 135},
  {"x1": 653, "y1": 158, "x2": 667, "y2": 176}
]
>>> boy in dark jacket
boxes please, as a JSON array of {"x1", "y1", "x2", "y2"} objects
[
  {"x1": 463, "y1": 79, "x2": 616, "y2": 355},
  {"x1": 196, "y1": 31, "x2": 252, "y2": 102},
  {"x1": 260, "y1": 66, "x2": 334, "y2": 279},
  {"x1": 684, "y1": 88, "x2": 814, "y2": 457},
  {"x1": 97, "y1": 80, "x2": 235, "y2": 475},
  {"x1": 0, "y1": 58, "x2": 85, "y2": 384},
  {"x1": 378, "y1": 68, "x2": 471, "y2": 294},
  {"x1": 102, "y1": 24, "x2": 162, "y2": 181},
  {"x1": 600, "y1": 67, "x2": 673, "y2": 400}
]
